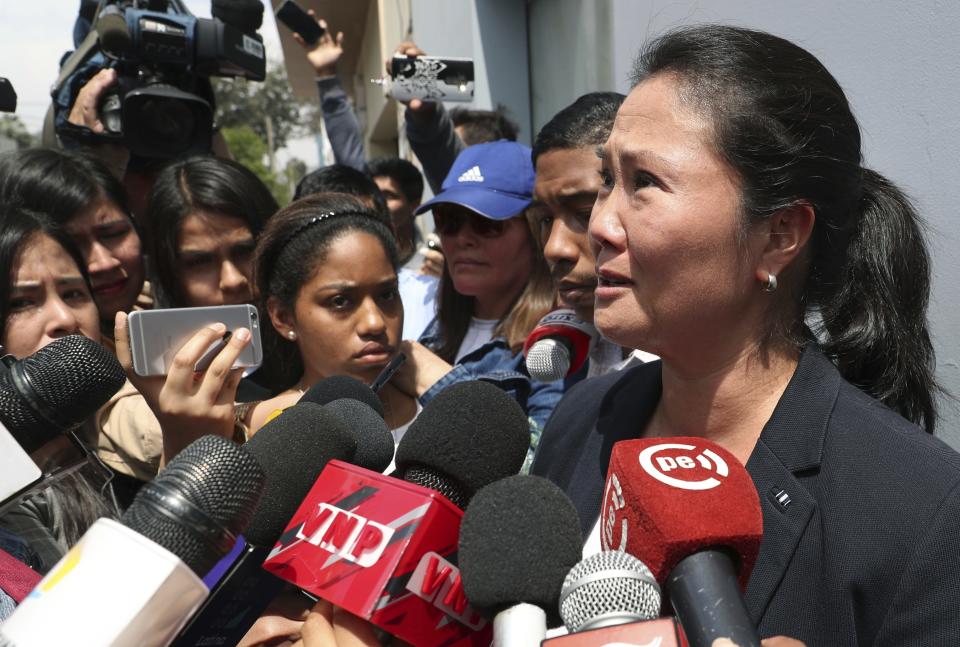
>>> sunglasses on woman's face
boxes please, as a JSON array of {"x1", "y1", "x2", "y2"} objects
[{"x1": 433, "y1": 209, "x2": 510, "y2": 238}]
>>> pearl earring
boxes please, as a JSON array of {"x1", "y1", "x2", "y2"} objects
[{"x1": 287, "y1": 331, "x2": 297, "y2": 340}]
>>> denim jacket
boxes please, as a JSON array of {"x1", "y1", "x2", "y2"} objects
[{"x1": 418, "y1": 318, "x2": 566, "y2": 472}]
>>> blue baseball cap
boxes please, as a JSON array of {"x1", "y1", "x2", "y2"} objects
[{"x1": 416, "y1": 140, "x2": 535, "y2": 220}]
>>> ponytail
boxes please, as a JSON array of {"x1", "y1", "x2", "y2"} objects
[{"x1": 816, "y1": 169, "x2": 937, "y2": 432}]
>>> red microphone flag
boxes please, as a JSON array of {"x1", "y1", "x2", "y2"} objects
[
  {"x1": 600, "y1": 438, "x2": 762, "y2": 591},
  {"x1": 262, "y1": 460, "x2": 490, "y2": 647}
]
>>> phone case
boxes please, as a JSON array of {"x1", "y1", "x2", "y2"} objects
[
  {"x1": 128, "y1": 305, "x2": 263, "y2": 377},
  {"x1": 388, "y1": 55, "x2": 475, "y2": 103},
  {"x1": 275, "y1": 0, "x2": 325, "y2": 45}
]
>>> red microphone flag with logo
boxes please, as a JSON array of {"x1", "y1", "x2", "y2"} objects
[
  {"x1": 601, "y1": 438, "x2": 762, "y2": 591},
  {"x1": 262, "y1": 460, "x2": 489, "y2": 647}
]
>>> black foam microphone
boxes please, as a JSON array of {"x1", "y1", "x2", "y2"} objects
[
  {"x1": 95, "y1": 3, "x2": 133, "y2": 57},
  {"x1": 0, "y1": 435, "x2": 265, "y2": 646},
  {"x1": 0, "y1": 335, "x2": 126, "y2": 453},
  {"x1": 324, "y1": 398, "x2": 395, "y2": 473},
  {"x1": 211, "y1": 0, "x2": 264, "y2": 32},
  {"x1": 171, "y1": 402, "x2": 360, "y2": 647},
  {"x1": 458, "y1": 474, "x2": 583, "y2": 646},
  {"x1": 394, "y1": 380, "x2": 530, "y2": 508},
  {"x1": 300, "y1": 374, "x2": 385, "y2": 417}
]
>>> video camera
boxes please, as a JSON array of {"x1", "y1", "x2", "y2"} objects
[{"x1": 52, "y1": 0, "x2": 266, "y2": 158}]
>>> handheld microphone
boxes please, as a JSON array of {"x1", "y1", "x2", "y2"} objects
[
  {"x1": 263, "y1": 380, "x2": 531, "y2": 647},
  {"x1": 0, "y1": 335, "x2": 126, "y2": 453},
  {"x1": 601, "y1": 438, "x2": 763, "y2": 647},
  {"x1": 458, "y1": 474, "x2": 583, "y2": 647},
  {"x1": 171, "y1": 402, "x2": 361, "y2": 647},
  {"x1": 0, "y1": 435, "x2": 265, "y2": 647},
  {"x1": 545, "y1": 551, "x2": 687, "y2": 647},
  {"x1": 523, "y1": 309, "x2": 597, "y2": 382}
]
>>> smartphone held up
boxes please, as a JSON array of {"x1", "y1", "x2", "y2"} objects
[
  {"x1": 127, "y1": 305, "x2": 263, "y2": 377},
  {"x1": 376, "y1": 54, "x2": 475, "y2": 103}
]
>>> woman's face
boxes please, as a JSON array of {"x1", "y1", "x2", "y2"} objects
[
  {"x1": 273, "y1": 230, "x2": 402, "y2": 386},
  {"x1": 66, "y1": 197, "x2": 145, "y2": 323},
  {"x1": 3, "y1": 233, "x2": 100, "y2": 358},
  {"x1": 435, "y1": 204, "x2": 533, "y2": 303},
  {"x1": 590, "y1": 74, "x2": 763, "y2": 360},
  {"x1": 177, "y1": 210, "x2": 256, "y2": 307}
]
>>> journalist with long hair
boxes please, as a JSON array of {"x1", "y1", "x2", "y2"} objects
[{"x1": 531, "y1": 25, "x2": 958, "y2": 644}]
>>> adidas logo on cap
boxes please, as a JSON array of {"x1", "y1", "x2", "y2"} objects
[{"x1": 458, "y1": 166, "x2": 485, "y2": 183}]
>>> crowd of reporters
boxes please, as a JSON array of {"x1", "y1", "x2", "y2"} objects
[{"x1": 0, "y1": 3, "x2": 956, "y2": 646}]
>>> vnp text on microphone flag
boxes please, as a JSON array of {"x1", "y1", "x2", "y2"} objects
[
  {"x1": 523, "y1": 308, "x2": 597, "y2": 382},
  {"x1": 262, "y1": 380, "x2": 530, "y2": 647}
]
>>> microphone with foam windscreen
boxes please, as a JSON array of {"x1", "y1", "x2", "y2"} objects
[
  {"x1": 211, "y1": 0, "x2": 264, "y2": 32},
  {"x1": 545, "y1": 551, "x2": 688, "y2": 647},
  {"x1": 324, "y1": 398, "x2": 395, "y2": 473},
  {"x1": 300, "y1": 374, "x2": 386, "y2": 418},
  {"x1": 0, "y1": 435, "x2": 265, "y2": 647},
  {"x1": 0, "y1": 335, "x2": 126, "y2": 509},
  {"x1": 171, "y1": 402, "x2": 360, "y2": 647},
  {"x1": 523, "y1": 309, "x2": 597, "y2": 382},
  {"x1": 0, "y1": 335, "x2": 126, "y2": 453},
  {"x1": 263, "y1": 380, "x2": 531, "y2": 647},
  {"x1": 458, "y1": 474, "x2": 583, "y2": 647},
  {"x1": 601, "y1": 438, "x2": 763, "y2": 647}
]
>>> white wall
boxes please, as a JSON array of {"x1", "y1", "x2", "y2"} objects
[{"x1": 410, "y1": 0, "x2": 532, "y2": 143}]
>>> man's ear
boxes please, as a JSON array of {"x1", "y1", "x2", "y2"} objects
[
  {"x1": 755, "y1": 202, "x2": 815, "y2": 284},
  {"x1": 266, "y1": 296, "x2": 296, "y2": 340}
]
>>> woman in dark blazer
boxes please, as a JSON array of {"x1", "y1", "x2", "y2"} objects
[{"x1": 531, "y1": 25, "x2": 959, "y2": 646}]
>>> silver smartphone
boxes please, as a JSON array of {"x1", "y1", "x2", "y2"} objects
[
  {"x1": 128, "y1": 305, "x2": 263, "y2": 377},
  {"x1": 387, "y1": 55, "x2": 475, "y2": 103}
]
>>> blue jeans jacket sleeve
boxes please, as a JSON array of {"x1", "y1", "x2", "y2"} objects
[{"x1": 418, "y1": 320, "x2": 565, "y2": 474}]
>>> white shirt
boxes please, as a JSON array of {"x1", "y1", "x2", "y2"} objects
[
  {"x1": 454, "y1": 317, "x2": 498, "y2": 362},
  {"x1": 398, "y1": 268, "x2": 439, "y2": 341}
]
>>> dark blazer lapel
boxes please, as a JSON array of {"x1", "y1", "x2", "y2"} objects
[
  {"x1": 743, "y1": 345, "x2": 839, "y2": 621},
  {"x1": 582, "y1": 363, "x2": 662, "y2": 536}
]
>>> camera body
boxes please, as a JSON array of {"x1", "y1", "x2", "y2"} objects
[{"x1": 56, "y1": 0, "x2": 266, "y2": 158}]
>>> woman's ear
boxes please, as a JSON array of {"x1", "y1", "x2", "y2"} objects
[
  {"x1": 266, "y1": 295, "x2": 296, "y2": 341},
  {"x1": 755, "y1": 202, "x2": 816, "y2": 283}
]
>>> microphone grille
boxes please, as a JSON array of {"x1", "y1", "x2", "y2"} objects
[
  {"x1": 526, "y1": 338, "x2": 571, "y2": 382},
  {"x1": 121, "y1": 435, "x2": 265, "y2": 575},
  {"x1": 0, "y1": 335, "x2": 126, "y2": 451},
  {"x1": 560, "y1": 550, "x2": 661, "y2": 633}
]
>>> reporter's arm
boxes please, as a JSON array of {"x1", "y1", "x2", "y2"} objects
[
  {"x1": 64, "y1": 68, "x2": 129, "y2": 181},
  {"x1": 113, "y1": 312, "x2": 248, "y2": 464}
]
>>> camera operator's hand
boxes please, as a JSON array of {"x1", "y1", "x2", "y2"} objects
[
  {"x1": 295, "y1": 13, "x2": 344, "y2": 78},
  {"x1": 388, "y1": 41, "x2": 435, "y2": 114},
  {"x1": 66, "y1": 68, "x2": 129, "y2": 180},
  {"x1": 114, "y1": 311, "x2": 248, "y2": 465},
  {"x1": 68, "y1": 68, "x2": 116, "y2": 133}
]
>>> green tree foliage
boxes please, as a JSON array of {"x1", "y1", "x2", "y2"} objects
[
  {"x1": 0, "y1": 114, "x2": 39, "y2": 150},
  {"x1": 213, "y1": 63, "x2": 314, "y2": 206}
]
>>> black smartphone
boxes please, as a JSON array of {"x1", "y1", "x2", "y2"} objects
[{"x1": 275, "y1": 0, "x2": 325, "y2": 45}]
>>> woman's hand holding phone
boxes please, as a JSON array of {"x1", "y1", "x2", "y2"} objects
[{"x1": 114, "y1": 311, "x2": 250, "y2": 465}]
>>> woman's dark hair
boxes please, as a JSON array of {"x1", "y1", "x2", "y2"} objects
[
  {"x1": 147, "y1": 155, "x2": 278, "y2": 307},
  {"x1": 0, "y1": 208, "x2": 91, "y2": 337},
  {"x1": 531, "y1": 92, "x2": 626, "y2": 165},
  {"x1": 634, "y1": 25, "x2": 937, "y2": 431},
  {"x1": 366, "y1": 157, "x2": 425, "y2": 205},
  {"x1": 254, "y1": 192, "x2": 399, "y2": 390},
  {"x1": 0, "y1": 148, "x2": 131, "y2": 227}
]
